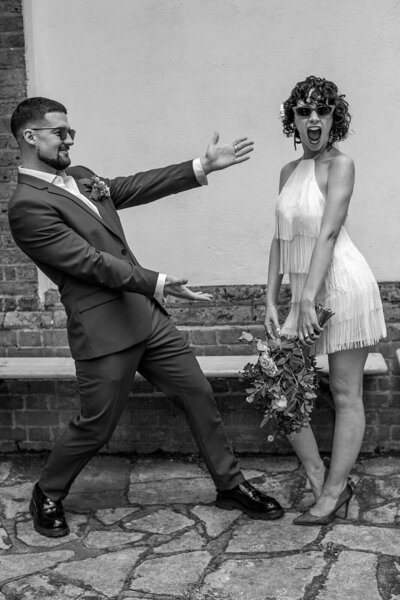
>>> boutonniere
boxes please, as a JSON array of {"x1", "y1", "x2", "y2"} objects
[{"x1": 79, "y1": 175, "x2": 111, "y2": 201}]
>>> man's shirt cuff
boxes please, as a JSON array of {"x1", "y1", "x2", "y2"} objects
[
  {"x1": 154, "y1": 273, "x2": 166, "y2": 303},
  {"x1": 192, "y1": 158, "x2": 208, "y2": 186}
]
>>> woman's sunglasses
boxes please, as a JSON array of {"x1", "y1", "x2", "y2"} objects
[
  {"x1": 293, "y1": 105, "x2": 335, "y2": 118},
  {"x1": 30, "y1": 126, "x2": 76, "y2": 141}
]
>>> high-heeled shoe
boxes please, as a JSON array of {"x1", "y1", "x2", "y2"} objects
[
  {"x1": 293, "y1": 483, "x2": 353, "y2": 526},
  {"x1": 318, "y1": 458, "x2": 352, "y2": 518}
]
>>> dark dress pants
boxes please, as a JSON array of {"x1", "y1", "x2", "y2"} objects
[{"x1": 39, "y1": 300, "x2": 244, "y2": 500}]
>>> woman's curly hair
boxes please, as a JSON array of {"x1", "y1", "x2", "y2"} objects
[{"x1": 281, "y1": 75, "x2": 351, "y2": 149}]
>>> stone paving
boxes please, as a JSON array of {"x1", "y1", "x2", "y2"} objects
[{"x1": 0, "y1": 453, "x2": 400, "y2": 599}]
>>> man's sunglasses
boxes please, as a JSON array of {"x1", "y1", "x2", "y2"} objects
[
  {"x1": 293, "y1": 105, "x2": 335, "y2": 118},
  {"x1": 30, "y1": 126, "x2": 76, "y2": 141}
]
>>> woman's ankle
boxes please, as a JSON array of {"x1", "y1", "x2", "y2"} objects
[
  {"x1": 306, "y1": 460, "x2": 326, "y2": 498},
  {"x1": 306, "y1": 459, "x2": 325, "y2": 481},
  {"x1": 321, "y1": 480, "x2": 348, "y2": 500}
]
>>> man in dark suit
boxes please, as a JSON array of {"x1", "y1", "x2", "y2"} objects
[{"x1": 8, "y1": 97, "x2": 283, "y2": 537}]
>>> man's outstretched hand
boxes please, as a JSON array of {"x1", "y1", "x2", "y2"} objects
[
  {"x1": 164, "y1": 275, "x2": 213, "y2": 302},
  {"x1": 200, "y1": 132, "x2": 254, "y2": 175}
]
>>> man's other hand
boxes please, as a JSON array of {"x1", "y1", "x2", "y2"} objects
[
  {"x1": 200, "y1": 132, "x2": 254, "y2": 175},
  {"x1": 164, "y1": 275, "x2": 213, "y2": 302},
  {"x1": 164, "y1": 275, "x2": 188, "y2": 294}
]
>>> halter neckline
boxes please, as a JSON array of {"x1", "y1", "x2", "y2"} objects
[{"x1": 301, "y1": 147, "x2": 327, "y2": 162}]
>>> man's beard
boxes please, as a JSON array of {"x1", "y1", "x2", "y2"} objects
[{"x1": 38, "y1": 148, "x2": 71, "y2": 170}]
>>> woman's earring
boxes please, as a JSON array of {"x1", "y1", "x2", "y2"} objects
[
  {"x1": 294, "y1": 128, "x2": 301, "y2": 151},
  {"x1": 327, "y1": 131, "x2": 334, "y2": 149}
]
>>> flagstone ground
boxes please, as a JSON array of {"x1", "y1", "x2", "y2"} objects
[{"x1": 0, "y1": 453, "x2": 400, "y2": 599}]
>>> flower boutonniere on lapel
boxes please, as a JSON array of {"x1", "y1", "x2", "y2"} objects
[{"x1": 79, "y1": 175, "x2": 111, "y2": 201}]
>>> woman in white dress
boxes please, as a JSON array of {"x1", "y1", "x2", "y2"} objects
[{"x1": 265, "y1": 76, "x2": 386, "y2": 525}]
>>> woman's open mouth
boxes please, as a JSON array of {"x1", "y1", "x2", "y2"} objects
[{"x1": 307, "y1": 127, "x2": 322, "y2": 145}]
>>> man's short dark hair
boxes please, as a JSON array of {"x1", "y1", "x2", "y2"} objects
[{"x1": 10, "y1": 97, "x2": 67, "y2": 139}]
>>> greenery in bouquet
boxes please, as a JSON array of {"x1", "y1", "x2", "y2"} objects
[{"x1": 239, "y1": 304, "x2": 334, "y2": 441}]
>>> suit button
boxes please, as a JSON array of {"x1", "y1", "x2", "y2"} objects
[{"x1": 121, "y1": 248, "x2": 127, "y2": 256}]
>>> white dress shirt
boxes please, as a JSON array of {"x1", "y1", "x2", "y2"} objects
[{"x1": 18, "y1": 159, "x2": 208, "y2": 302}]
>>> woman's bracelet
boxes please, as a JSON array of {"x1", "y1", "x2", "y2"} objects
[{"x1": 266, "y1": 303, "x2": 276, "y2": 307}]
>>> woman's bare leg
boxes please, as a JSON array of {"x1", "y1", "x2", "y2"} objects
[
  {"x1": 288, "y1": 425, "x2": 325, "y2": 500},
  {"x1": 287, "y1": 345, "x2": 325, "y2": 500},
  {"x1": 309, "y1": 346, "x2": 368, "y2": 517}
]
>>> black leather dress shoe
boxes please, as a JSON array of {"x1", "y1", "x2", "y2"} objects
[
  {"x1": 29, "y1": 482, "x2": 70, "y2": 538},
  {"x1": 215, "y1": 480, "x2": 284, "y2": 520}
]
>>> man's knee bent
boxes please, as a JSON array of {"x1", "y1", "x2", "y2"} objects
[{"x1": 70, "y1": 412, "x2": 118, "y2": 449}]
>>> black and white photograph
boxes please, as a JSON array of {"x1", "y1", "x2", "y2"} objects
[{"x1": 0, "y1": 1, "x2": 399, "y2": 598}]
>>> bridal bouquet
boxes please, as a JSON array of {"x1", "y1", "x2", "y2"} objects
[{"x1": 239, "y1": 304, "x2": 334, "y2": 441}]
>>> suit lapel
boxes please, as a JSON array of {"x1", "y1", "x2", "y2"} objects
[
  {"x1": 18, "y1": 173, "x2": 123, "y2": 239},
  {"x1": 47, "y1": 182, "x2": 105, "y2": 223},
  {"x1": 74, "y1": 177, "x2": 125, "y2": 234},
  {"x1": 75, "y1": 178, "x2": 92, "y2": 198},
  {"x1": 48, "y1": 183, "x2": 125, "y2": 239},
  {"x1": 69, "y1": 178, "x2": 139, "y2": 265}
]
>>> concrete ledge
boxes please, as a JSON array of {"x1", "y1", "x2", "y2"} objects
[
  {"x1": 0, "y1": 352, "x2": 388, "y2": 381},
  {"x1": 316, "y1": 352, "x2": 388, "y2": 376}
]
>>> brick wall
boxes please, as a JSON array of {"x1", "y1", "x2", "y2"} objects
[
  {"x1": 0, "y1": 0, "x2": 38, "y2": 318},
  {"x1": 0, "y1": 2, "x2": 399, "y2": 455},
  {"x1": 0, "y1": 284, "x2": 399, "y2": 454}
]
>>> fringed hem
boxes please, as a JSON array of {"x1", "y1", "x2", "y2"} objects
[
  {"x1": 281, "y1": 304, "x2": 387, "y2": 356},
  {"x1": 286, "y1": 274, "x2": 384, "y2": 323},
  {"x1": 316, "y1": 336, "x2": 385, "y2": 356},
  {"x1": 278, "y1": 331, "x2": 385, "y2": 357}
]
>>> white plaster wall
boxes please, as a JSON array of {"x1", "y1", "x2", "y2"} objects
[{"x1": 23, "y1": 0, "x2": 400, "y2": 290}]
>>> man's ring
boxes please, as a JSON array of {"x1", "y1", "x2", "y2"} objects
[{"x1": 234, "y1": 145, "x2": 238, "y2": 155}]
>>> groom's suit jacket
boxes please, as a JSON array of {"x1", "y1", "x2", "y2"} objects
[{"x1": 8, "y1": 162, "x2": 200, "y2": 360}]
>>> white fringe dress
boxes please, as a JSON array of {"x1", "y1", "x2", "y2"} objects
[{"x1": 275, "y1": 158, "x2": 386, "y2": 355}]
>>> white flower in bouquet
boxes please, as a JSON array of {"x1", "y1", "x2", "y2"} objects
[
  {"x1": 256, "y1": 339, "x2": 270, "y2": 354},
  {"x1": 272, "y1": 395, "x2": 288, "y2": 411},
  {"x1": 259, "y1": 352, "x2": 279, "y2": 377}
]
